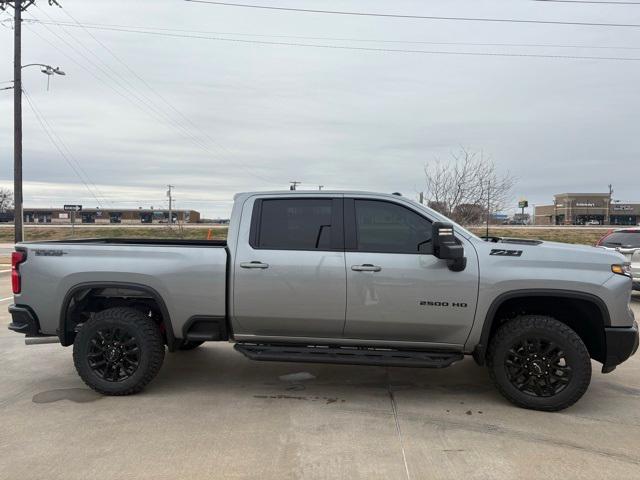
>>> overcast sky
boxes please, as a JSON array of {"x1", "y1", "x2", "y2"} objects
[{"x1": 1, "y1": 0, "x2": 639, "y2": 217}]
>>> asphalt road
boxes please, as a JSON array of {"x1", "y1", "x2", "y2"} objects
[{"x1": 0, "y1": 275, "x2": 639, "y2": 480}]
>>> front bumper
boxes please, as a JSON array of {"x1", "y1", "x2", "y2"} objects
[
  {"x1": 8, "y1": 304, "x2": 43, "y2": 337},
  {"x1": 602, "y1": 321, "x2": 639, "y2": 373}
]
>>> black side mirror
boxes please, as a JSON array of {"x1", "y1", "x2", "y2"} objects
[{"x1": 432, "y1": 222, "x2": 466, "y2": 272}]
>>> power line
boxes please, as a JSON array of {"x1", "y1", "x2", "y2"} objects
[
  {"x1": 22, "y1": 88, "x2": 106, "y2": 208},
  {"x1": 185, "y1": 0, "x2": 640, "y2": 28},
  {"x1": 29, "y1": 6, "x2": 282, "y2": 187},
  {"x1": 26, "y1": 11, "x2": 281, "y2": 188},
  {"x1": 534, "y1": 0, "x2": 640, "y2": 4},
  {"x1": 26, "y1": 20, "x2": 640, "y2": 62},
  {"x1": 24, "y1": 19, "x2": 640, "y2": 51},
  {"x1": 27, "y1": 9, "x2": 113, "y2": 207},
  {"x1": 54, "y1": 7, "x2": 281, "y2": 187}
]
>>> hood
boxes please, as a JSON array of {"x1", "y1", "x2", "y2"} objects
[{"x1": 475, "y1": 237, "x2": 626, "y2": 266}]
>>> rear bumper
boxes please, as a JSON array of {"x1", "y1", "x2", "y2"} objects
[
  {"x1": 7, "y1": 304, "x2": 44, "y2": 337},
  {"x1": 602, "y1": 321, "x2": 639, "y2": 373}
]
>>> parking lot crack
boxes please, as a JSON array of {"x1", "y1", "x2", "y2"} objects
[{"x1": 387, "y1": 369, "x2": 411, "y2": 480}]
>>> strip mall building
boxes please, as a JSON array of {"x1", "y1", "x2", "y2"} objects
[
  {"x1": 534, "y1": 193, "x2": 640, "y2": 226},
  {"x1": 17, "y1": 208, "x2": 201, "y2": 224}
]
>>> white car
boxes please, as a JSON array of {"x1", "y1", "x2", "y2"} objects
[{"x1": 597, "y1": 227, "x2": 640, "y2": 290}]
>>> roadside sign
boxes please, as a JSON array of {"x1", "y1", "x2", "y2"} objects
[
  {"x1": 518, "y1": 200, "x2": 528, "y2": 209},
  {"x1": 64, "y1": 204, "x2": 82, "y2": 212}
]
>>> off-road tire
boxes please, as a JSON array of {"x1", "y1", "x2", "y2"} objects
[
  {"x1": 179, "y1": 340, "x2": 205, "y2": 351},
  {"x1": 73, "y1": 307, "x2": 165, "y2": 395},
  {"x1": 488, "y1": 315, "x2": 591, "y2": 411}
]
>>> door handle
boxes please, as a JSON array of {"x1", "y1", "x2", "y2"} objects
[
  {"x1": 240, "y1": 261, "x2": 269, "y2": 269},
  {"x1": 351, "y1": 264, "x2": 382, "y2": 272}
]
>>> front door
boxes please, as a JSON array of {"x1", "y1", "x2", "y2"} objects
[
  {"x1": 233, "y1": 196, "x2": 346, "y2": 339},
  {"x1": 343, "y1": 198, "x2": 478, "y2": 346}
]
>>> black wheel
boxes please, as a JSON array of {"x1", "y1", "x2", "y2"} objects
[
  {"x1": 179, "y1": 340, "x2": 204, "y2": 351},
  {"x1": 73, "y1": 307, "x2": 165, "y2": 395},
  {"x1": 487, "y1": 315, "x2": 591, "y2": 411}
]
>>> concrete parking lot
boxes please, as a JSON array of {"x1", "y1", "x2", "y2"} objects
[{"x1": 1, "y1": 274, "x2": 639, "y2": 480}]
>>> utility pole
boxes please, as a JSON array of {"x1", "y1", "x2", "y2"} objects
[
  {"x1": 606, "y1": 183, "x2": 613, "y2": 226},
  {"x1": 485, "y1": 181, "x2": 491, "y2": 239},
  {"x1": 289, "y1": 181, "x2": 301, "y2": 191},
  {"x1": 13, "y1": 0, "x2": 22, "y2": 243},
  {"x1": 166, "y1": 185, "x2": 174, "y2": 224},
  {"x1": 1, "y1": 0, "x2": 62, "y2": 243}
]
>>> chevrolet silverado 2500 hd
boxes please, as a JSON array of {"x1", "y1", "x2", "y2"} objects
[{"x1": 8, "y1": 191, "x2": 639, "y2": 411}]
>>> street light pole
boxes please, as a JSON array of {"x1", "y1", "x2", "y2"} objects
[{"x1": 13, "y1": 0, "x2": 23, "y2": 243}]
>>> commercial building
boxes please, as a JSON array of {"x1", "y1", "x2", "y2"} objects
[
  {"x1": 534, "y1": 193, "x2": 640, "y2": 226},
  {"x1": 7, "y1": 208, "x2": 201, "y2": 224}
]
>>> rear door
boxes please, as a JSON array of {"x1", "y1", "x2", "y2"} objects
[
  {"x1": 233, "y1": 196, "x2": 346, "y2": 338},
  {"x1": 343, "y1": 198, "x2": 479, "y2": 346}
]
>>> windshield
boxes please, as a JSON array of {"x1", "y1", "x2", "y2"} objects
[{"x1": 602, "y1": 231, "x2": 640, "y2": 248}]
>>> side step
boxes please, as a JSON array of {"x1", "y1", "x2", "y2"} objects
[{"x1": 234, "y1": 343, "x2": 463, "y2": 368}]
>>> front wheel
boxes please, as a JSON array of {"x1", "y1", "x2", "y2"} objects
[
  {"x1": 73, "y1": 307, "x2": 165, "y2": 395},
  {"x1": 488, "y1": 315, "x2": 591, "y2": 411}
]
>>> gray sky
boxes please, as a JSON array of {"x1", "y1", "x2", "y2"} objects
[{"x1": 1, "y1": 0, "x2": 639, "y2": 217}]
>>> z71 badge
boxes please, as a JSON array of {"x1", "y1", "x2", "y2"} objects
[{"x1": 490, "y1": 249, "x2": 523, "y2": 257}]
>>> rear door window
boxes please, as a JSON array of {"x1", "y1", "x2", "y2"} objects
[{"x1": 253, "y1": 198, "x2": 340, "y2": 250}]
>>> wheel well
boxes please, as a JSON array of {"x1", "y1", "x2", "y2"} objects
[
  {"x1": 484, "y1": 295, "x2": 606, "y2": 363},
  {"x1": 61, "y1": 286, "x2": 175, "y2": 350}
]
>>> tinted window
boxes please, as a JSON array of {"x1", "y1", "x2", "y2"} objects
[
  {"x1": 354, "y1": 200, "x2": 432, "y2": 254},
  {"x1": 601, "y1": 231, "x2": 640, "y2": 248},
  {"x1": 257, "y1": 199, "x2": 333, "y2": 250}
]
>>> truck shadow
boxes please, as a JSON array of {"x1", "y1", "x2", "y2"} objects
[{"x1": 151, "y1": 343, "x2": 497, "y2": 401}]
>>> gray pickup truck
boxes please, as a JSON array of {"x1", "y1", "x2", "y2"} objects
[{"x1": 8, "y1": 191, "x2": 639, "y2": 411}]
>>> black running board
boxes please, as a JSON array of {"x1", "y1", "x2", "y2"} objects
[{"x1": 234, "y1": 343, "x2": 463, "y2": 368}]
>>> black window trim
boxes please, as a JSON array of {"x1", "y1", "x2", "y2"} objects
[
  {"x1": 344, "y1": 197, "x2": 436, "y2": 255},
  {"x1": 249, "y1": 197, "x2": 344, "y2": 252}
]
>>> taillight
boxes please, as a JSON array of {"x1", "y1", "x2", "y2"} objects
[{"x1": 11, "y1": 251, "x2": 26, "y2": 294}]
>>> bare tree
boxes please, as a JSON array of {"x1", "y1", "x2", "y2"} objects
[
  {"x1": 423, "y1": 148, "x2": 516, "y2": 225},
  {"x1": 0, "y1": 188, "x2": 14, "y2": 212}
]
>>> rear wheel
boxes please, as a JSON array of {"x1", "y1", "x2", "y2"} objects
[
  {"x1": 73, "y1": 307, "x2": 165, "y2": 395},
  {"x1": 488, "y1": 315, "x2": 591, "y2": 411}
]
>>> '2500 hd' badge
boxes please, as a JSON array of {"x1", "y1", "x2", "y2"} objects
[{"x1": 419, "y1": 301, "x2": 468, "y2": 308}]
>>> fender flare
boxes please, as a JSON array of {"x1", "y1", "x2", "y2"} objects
[
  {"x1": 58, "y1": 281, "x2": 177, "y2": 351},
  {"x1": 473, "y1": 288, "x2": 610, "y2": 365}
]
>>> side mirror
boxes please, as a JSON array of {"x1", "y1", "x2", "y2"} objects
[{"x1": 432, "y1": 222, "x2": 467, "y2": 272}]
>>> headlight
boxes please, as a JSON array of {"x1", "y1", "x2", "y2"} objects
[{"x1": 611, "y1": 263, "x2": 632, "y2": 278}]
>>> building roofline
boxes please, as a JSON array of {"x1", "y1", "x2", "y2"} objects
[{"x1": 554, "y1": 193, "x2": 610, "y2": 197}]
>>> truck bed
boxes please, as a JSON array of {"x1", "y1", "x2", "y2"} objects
[{"x1": 14, "y1": 239, "x2": 229, "y2": 340}]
